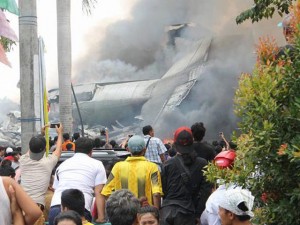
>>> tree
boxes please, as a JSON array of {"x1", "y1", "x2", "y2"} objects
[
  {"x1": 236, "y1": 0, "x2": 295, "y2": 24},
  {"x1": 206, "y1": 2, "x2": 300, "y2": 224},
  {"x1": 56, "y1": 0, "x2": 96, "y2": 134}
]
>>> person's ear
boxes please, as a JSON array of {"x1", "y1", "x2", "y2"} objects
[{"x1": 227, "y1": 211, "x2": 235, "y2": 220}]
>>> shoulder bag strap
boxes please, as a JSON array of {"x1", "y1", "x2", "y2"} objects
[
  {"x1": 176, "y1": 156, "x2": 192, "y2": 178},
  {"x1": 145, "y1": 137, "x2": 151, "y2": 152}
]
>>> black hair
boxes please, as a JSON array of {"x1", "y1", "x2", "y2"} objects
[
  {"x1": 142, "y1": 125, "x2": 153, "y2": 135},
  {"x1": 229, "y1": 141, "x2": 237, "y2": 150},
  {"x1": 94, "y1": 138, "x2": 101, "y2": 148},
  {"x1": 29, "y1": 135, "x2": 46, "y2": 153},
  {"x1": 61, "y1": 189, "x2": 85, "y2": 216},
  {"x1": 66, "y1": 143, "x2": 73, "y2": 151},
  {"x1": 54, "y1": 210, "x2": 82, "y2": 225},
  {"x1": 191, "y1": 122, "x2": 206, "y2": 141},
  {"x1": 214, "y1": 145, "x2": 222, "y2": 154},
  {"x1": 0, "y1": 165, "x2": 16, "y2": 178},
  {"x1": 73, "y1": 132, "x2": 80, "y2": 141},
  {"x1": 94, "y1": 137, "x2": 106, "y2": 148},
  {"x1": 11, "y1": 151, "x2": 21, "y2": 156},
  {"x1": 110, "y1": 140, "x2": 117, "y2": 148},
  {"x1": 63, "y1": 133, "x2": 70, "y2": 140},
  {"x1": 1, "y1": 159, "x2": 12, "y2": 167},
  {"x1": 75, "y1": 137, "x2": 94, "y2": 154},
  {"x1": 138, "y1": 205, "x2": 159, "y2": 222}
]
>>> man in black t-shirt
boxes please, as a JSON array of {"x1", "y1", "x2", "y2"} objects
[
  {"x1": 191, "y1": 122, "x2": 216, "y2": 162},
  {"x1": 160, "y1": 127, "x2": 212, "y2": 225}
]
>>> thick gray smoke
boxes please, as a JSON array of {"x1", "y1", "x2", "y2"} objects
[
  {"x1": 72, "y1": 0, "x2": 281, "y2": 141},
  {"x1": 0, "y1": 98, "x2": 19, "y2": 123}
]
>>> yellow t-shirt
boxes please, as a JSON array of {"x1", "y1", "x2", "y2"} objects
[{"x1": 101, "y1": 156, "x2": 163, "y2": 205}]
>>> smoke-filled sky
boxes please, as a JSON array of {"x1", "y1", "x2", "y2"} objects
[
  {"x1": 0, "y1": 0, "x2": 286, "y2": 138},
  {"x1": 70, "y1": 0, "x2": 285, "y2": 140}
]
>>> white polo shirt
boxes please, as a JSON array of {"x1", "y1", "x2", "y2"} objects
[{"x1": 51, "y1": 153, "x2": 107, "y2": 212}]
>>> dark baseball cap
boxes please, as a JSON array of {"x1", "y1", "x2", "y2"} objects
[
  {"x1": 29, "y1": 135, "x2": 46, "y2": 160},
  {"x1": 174, "y1": 126, "x2": 194, "y2": 154}
]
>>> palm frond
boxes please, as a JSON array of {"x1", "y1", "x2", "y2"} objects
[{"x1": 82, "y1": 0, "x2": 98, "y2": 15}]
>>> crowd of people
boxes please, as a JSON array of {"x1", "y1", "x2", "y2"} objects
[{"x1": 0, "y1": 121, "x2": 255, "y2": 225}]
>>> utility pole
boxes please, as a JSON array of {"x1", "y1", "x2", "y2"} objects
[{"x1": 18, "y1": 0, "x2": 38, "y2": 153}]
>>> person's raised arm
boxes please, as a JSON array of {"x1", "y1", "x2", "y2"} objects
[
  {"x1": 40, "y1": 123, "x2": 49, "y2": 136},
  {"x1": 3, "y1": 177, "x2": 42, "y2": 225},
  {"x1": 52, "y1": 123, "x2": 64, "y2": 158},
  {"x1": 219, "y1": 132, "x2": 230, "y2": 151}
]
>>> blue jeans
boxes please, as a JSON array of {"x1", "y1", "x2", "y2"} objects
[{"x1": 48, "y1": 205, "x2": 92, "y2": 225}]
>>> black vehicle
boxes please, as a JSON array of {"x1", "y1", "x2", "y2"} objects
[{"x1": 54, "y1": 148, "x2": 131, "y2": 176}]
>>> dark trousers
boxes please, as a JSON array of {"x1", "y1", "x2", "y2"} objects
[
  {"x1": 160, "y1": 205, "x2": 196, "y2": 225},
  {"x1": 48, "y1": 205, "x2": 92, "y2": 225}
]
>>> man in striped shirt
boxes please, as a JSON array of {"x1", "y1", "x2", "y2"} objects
[{"x1": 143, "y1": 125, "x2": 167, "y2": 170}]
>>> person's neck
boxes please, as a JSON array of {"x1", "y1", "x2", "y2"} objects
[
  {"x1": 131, "y1": 154, "x2": 144, "y2": 157},
  {"x1": 233, "y1": 220, "x2": 252, "y2": 225}
]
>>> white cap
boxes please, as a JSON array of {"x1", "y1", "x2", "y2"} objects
[
  {"x1": 219, "y1": 189, "x2": 254, "y2": 218},
  {"x1": 6, "y1": 147, "x2": 13, "y2": 154}
]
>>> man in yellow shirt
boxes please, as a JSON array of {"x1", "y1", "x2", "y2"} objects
[{"x1": 97, "y1": 135, "x2": 162, "y2": 224}]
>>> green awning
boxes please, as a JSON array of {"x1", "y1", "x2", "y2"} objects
[{"x1": 0, "y1": 0, "x2": 19, "y2": 16}]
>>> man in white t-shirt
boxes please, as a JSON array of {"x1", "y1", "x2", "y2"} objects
[
  {"x1": 20, "y1": 124, "x2": 63, "y2": 225},
  {"x1": 48, "y1": 137, "x2": 107, "y2": 225}
]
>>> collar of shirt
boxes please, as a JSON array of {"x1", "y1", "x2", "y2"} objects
[
  {"x1": 73, "y1": 152, "x2": 90, "y2": 158},
  {"x1": 125, "y1": 156, "x2": 147, "y2": 162}
]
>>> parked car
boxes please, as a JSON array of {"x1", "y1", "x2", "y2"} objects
[{"x1": 54, "y1": 148, "x2": 131, "y2": 176}]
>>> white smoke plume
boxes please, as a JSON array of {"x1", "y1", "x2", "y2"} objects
[{"x1": 71, "y1": 0, "x2": 283, "y2": 141}]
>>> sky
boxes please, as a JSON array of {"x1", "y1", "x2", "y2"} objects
[{"x1": 0, "y1": 0, "x2": 133, "y2": 102}]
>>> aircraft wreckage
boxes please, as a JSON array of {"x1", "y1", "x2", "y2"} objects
[
  {"x1": 48, "y1": 36, "x2": 212, "y2": 136},
  {"x1": 0, "y1": 33, "x2": 253, "y2": 145}
]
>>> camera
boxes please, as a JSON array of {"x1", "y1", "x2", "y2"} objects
[{"x1": 50, "y1": 123, "x2": 60, "y2": 128}]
